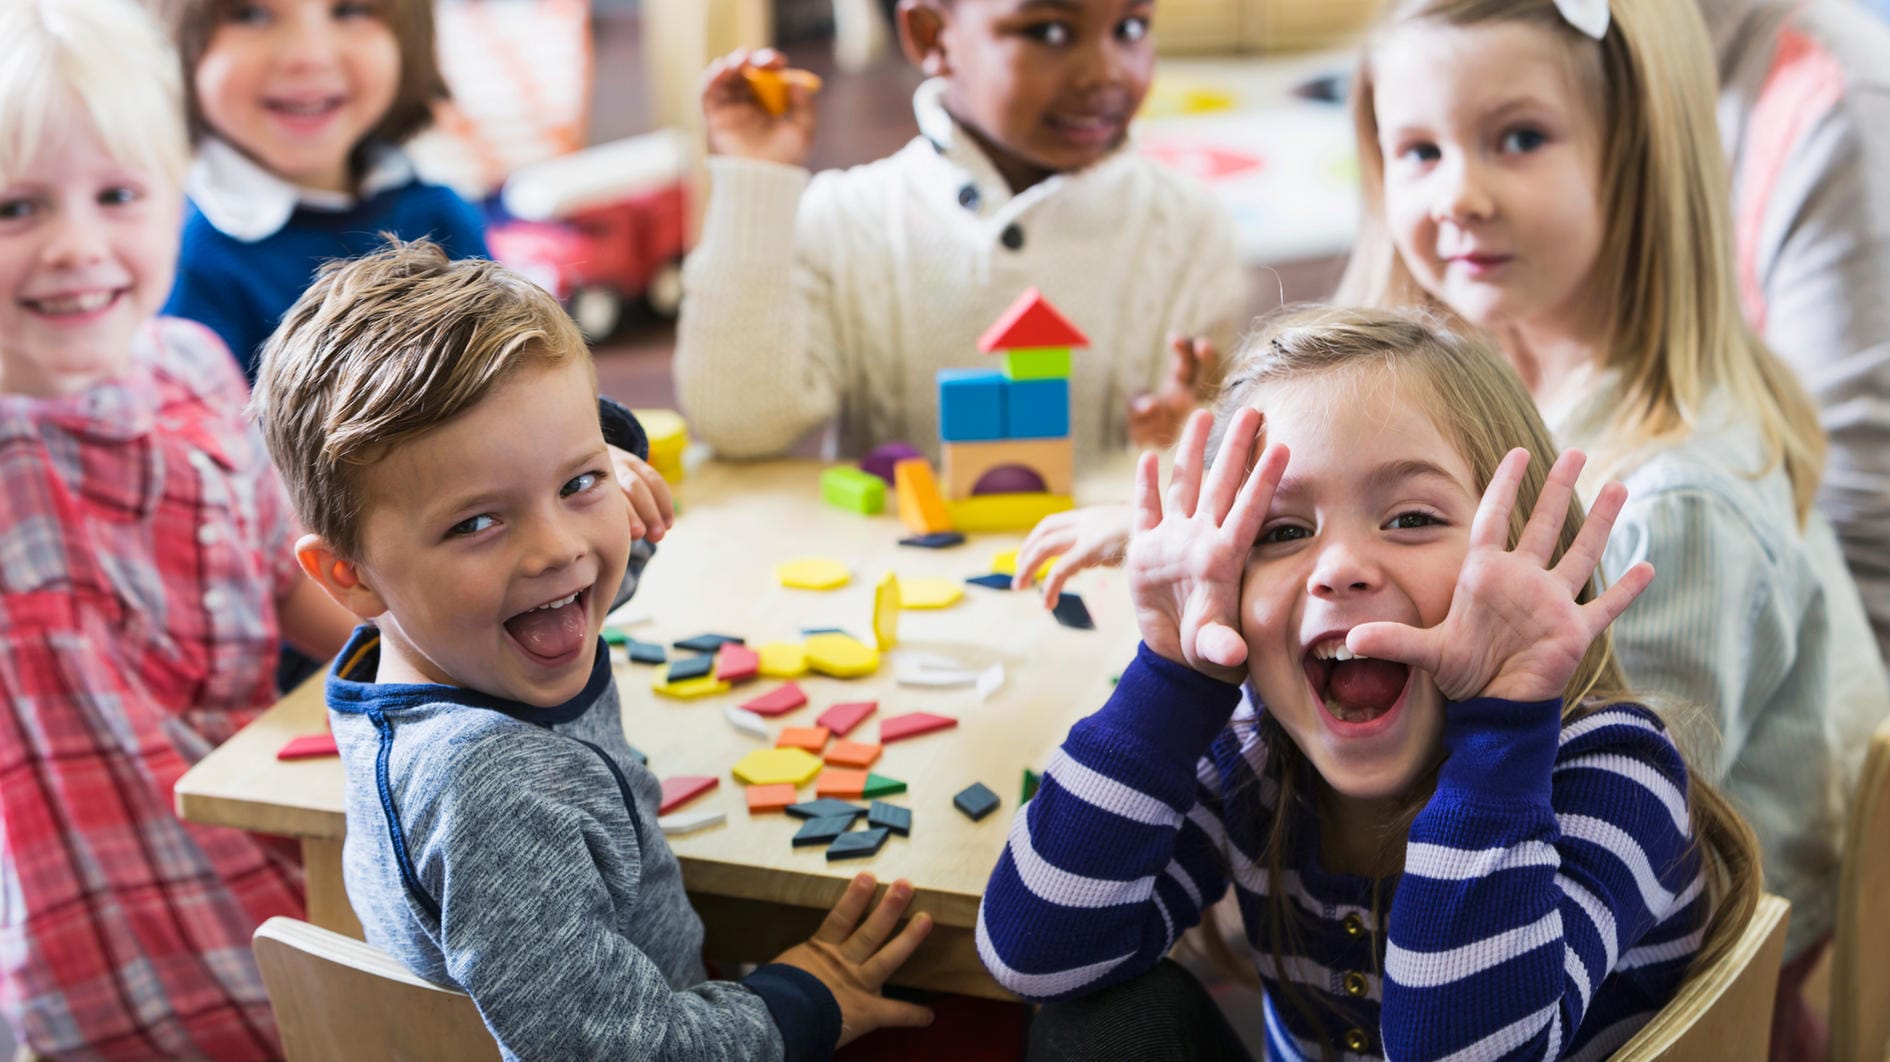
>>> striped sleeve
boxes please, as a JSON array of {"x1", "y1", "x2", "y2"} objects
[
  {"x1": 1382, "y1": 701, "x2": 1702, "y2": 1061},
  {"x1": 977, "y1": 644, "x2": 1245, "y2": 1002}
]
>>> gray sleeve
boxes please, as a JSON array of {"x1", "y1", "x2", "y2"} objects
[{"x1": 411, "y1": 738, "x2": 806, "y2": 1061}]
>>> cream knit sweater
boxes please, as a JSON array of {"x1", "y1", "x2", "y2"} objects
[{"x1": 675, "y1": 79, "x2": 1249, "y2": 465}]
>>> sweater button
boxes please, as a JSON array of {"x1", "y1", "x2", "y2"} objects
[
  {"x1": 957, "y1": 183, "x2": 980, "y2": 209},
  {"x1": 1000, "y1": 223, "x2": 1025, "y2": 250},
  {"x1": 1343, "y1": 1028, "x2": 1370, "y2": 1052},
  {"x1": 1342, "y1": 913, "x2": 1365, "y2": 937},
  {"x1": 1343, "y1": 971, "x2": 1368, "y2": 997}
]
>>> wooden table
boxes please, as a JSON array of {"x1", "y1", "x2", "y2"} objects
[{"x1": 175, "y1": 459, "x2": 1141, "y2": 999}]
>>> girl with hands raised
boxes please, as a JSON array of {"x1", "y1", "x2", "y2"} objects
[{"x1": 977, "y1": 309, "x2": 1758, "y2": 1061}]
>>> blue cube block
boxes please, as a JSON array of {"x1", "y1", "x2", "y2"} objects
[
  {"x1": 1005, "y1": 377, "x2": 1069, "y2": 439},
  {"x1": 938, "y1": 369, "x2": 1008, "y2": 441}
]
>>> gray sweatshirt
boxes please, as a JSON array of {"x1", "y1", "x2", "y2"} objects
[{"x1": 325, "y1": 627, "x2": 840, "y2": 1061}]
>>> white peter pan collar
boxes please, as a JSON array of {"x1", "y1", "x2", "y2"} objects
[{"x1": 186, "y1": 137, "x2": 418, "y2": 242}]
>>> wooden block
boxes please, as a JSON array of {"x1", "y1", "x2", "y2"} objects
[
  {"x1": 741, "y1": 65, "x2": 822, "y2": 116},
  {"x1": 666, "y1": 654, "x2": 715, "y2": 682},
  {"x1": 991, "y1": 548, "x2": 1058, "y2": 582},
  {"x1": 898, "y1": 532, "x2": 965, "y2": 549},
  {"x1": 821, "y1": 466, "x2": 886, "y2": 514},
  {"x1": 277, "y1": 733, "x2": 338, "y2": 761},
  {"x1": 894, "y1": 458, "x2": 954, "y2": 534},
  {"x1": 977, "y1": 287, "x2": 1089, "y2": 352},
  {"x1": 745, "y1": 783, "x2": 797, "y2": 813},
  {"x1": 651, "y1": 673, "x2": 732, "y2": 699},
  {"x1": 1005, "y1": 378, "x2": 1070, "y2": 439},
  {"x1": 674, "y1": 633, "x2": 745, "y2": 653},
  {"x1": 724, "y1": 705, "x2": 769, "y2": 740},
  {"x1": 897, "y1": 576, "x2": 963, "y2": 610},
  {"x1": 775, "y1": 557, "x2": 851, "y2": 590},
  {"x1": 816, "y1": 701, "x2": 876, "y2": 737},
  {"x1": 953, "y1": 782, "x2": 1000, "y2": 821},
  {"x1": 803, "y1": 633, "x2": 878, "y2": 678},
  {"x1": 947, "y1": 493, "x2": 1073, "y2": 533},
  {"x1": 936, "y1": 368, "x2": 1008, "y2": 442},
  {"x1": 776, "y1": 726, "x2": 831, "y2": 753},
  {"x1": 732, "y1": 747, "x2": 823, "y2": 787},
  {"x1": 741, "y1": 682, "x2": 807, "y2": 716},
  {"x1": 1000, "y1": 347, "x2": 1072, "y2": 381},
  {"x1": 793, "y1": 814, "x2": 857, "y2": 847},
  {"x1": 825, "y1": 826, "x2": 890, "y2": 861},
  {"x1": 966, "y1": 573, "x2": 1013, "y2": 590},
  {"x1": 824, "y1": 739, "x2": 881, "y2": 769},
  {"x1": 1052, "y1": 593, "x2": 1096, "y2": 630},
  {"x1": 873, "y1": 571, "x2": 900, "y2": 651},
  {"x1": 868, "y1": 800, "x2": 912, "y2": 836},
  {"x1": 879, "y1": 712, "x2": 957, "y2": 744},
  {"x1": 942, "y1": 438, "x2": 1074, "y2": 500},
  {"x1": 716, "y1": 643, "x2": 760, "y2": 683},
  {"x1": 755, "y1": 642, "x2": 809, "y2": 678},
  {"x1": 626, "y1": 640, "x2": 668, "y2": 664},
  {"x1": 659, "y1": 809, "x2": 726, "y2": 835},
  {"x1": 816, "y1": 768, "x2": 869, "y2": 797},
  {"x1": 785, "y1": 798, "x2": 867, "y2": 821},
  {"x1": 861, "y1": 773, "x2": 907, "y2": 798},
  {"x1": 1021, "y1": 768, "x2": 1042, "y2": 803},
  {"x1": 659, "y1": 775, "x2": 718, "y2": 814}
]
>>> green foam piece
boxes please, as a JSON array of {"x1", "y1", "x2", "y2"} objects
[
  {"x1": 1001, "y1": 347, "x2": 1072, "y2": 381},
  {"x1": 603, "y1": 628, "x2": 629, "y2": 646},
  {"x1": 861, "y1": 773, "x2": 907, "y2": 798},
  {"x1": 1021, "y1": 768, "x2": 1041, "y2": 803},
  {"x1": 821, "y1": 466, "x2": 886, "y2": 514}
]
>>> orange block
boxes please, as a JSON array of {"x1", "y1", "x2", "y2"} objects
[
  {"x1": 824, "y1": 739, "x2": 882, "y2": 769},
  {"x1": 741, "y1": 66, "x2": 823, "y2": 117},
  {"x1": 894, "y1": 458, "x2": 953, "y2": 535},
  {"x1": 776, "y1": 726, "x2": 831, "y2": 754},
  {"x1": 815, "y1": 768, "x2": 869, "y2": 798},
  {"x1": 745, "y1": 783, "x2": 797, "y2": 813}
]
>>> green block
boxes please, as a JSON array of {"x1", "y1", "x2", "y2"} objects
[
  {"x1": 603, "y1": 628, "x2": 629, "y2": 646},
  {"x1": 820, "y1": 465, "x2": 886, "y2": 514},
  {"x1": 862, "y1": 773, "x2": 907, "y2": 798},
  {"x1": 1021, "y1": 768, "x2": 1041, "y2": 804},
  {"x1": 1002, "y1": 347, "x2": 1072, "y2": 381}
]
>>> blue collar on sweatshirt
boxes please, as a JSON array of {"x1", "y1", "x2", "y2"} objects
[{"x1": 324, "y1": 625, "x2": 613, "y2": 727}]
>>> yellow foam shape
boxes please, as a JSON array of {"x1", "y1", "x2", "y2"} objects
[
  {"x1": 731, "y1": 746, "x2": 824, "y2": 786},
  {"x1": 775, "y1": 556, "x2": 851, "y2": 590},
  {"x1": 651, "y1": 673, "x2": 732, "y2": 699},
  {"x1": 756, "y1": 642, "x2": 808, "y2": 678},
  {"x1": 803, "y1": 632, "x2": 879, "y2": 678},
  {"x1": 898, "y1": 576, "x2": 963, "y2": 610},
  {"x1": 873, "y1": 572, "x2": 901, "y2": 651},
  {"x1": 950, "y1": 494, "x2": 1074, "y2": 534},
  {"x1": 990, "y1": 549, "x2": 1059, "y2": 582}
]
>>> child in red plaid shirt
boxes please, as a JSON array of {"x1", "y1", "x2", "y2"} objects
[{"x1": 0, "y1": 0, "x2": 361, "y2": 1056}]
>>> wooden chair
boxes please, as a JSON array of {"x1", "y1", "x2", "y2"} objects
[
  {"x1": 1611, "y1": 893, "x2": 1790, "y2": 1060},
  {"x1": 1829, "y1": 717, "x2": 1890, "y2": 1061},
  {"x1": 252, "y1": 917, "x2": 501, "y2": 1062}
]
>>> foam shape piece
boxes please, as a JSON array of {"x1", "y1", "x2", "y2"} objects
[
  {"x1": 816, "y1": 701, "x2": 876, "y2": 737},
  {"x1": 1021, "y1": 768, "x2": 1042, "y2": 803},
  {"x1": 816, "y1": 768, "x2": 869, "y2": 798},
  {"x1": 652, "y1": 673, "x2": 732, "y2": 699},
  {"x1": 674, "y1": 633, "x2": 745, "y2": 653},
  {"x1": 880, "y1": 711, "x2": 957, "y2": 743},
  {"x1": 742, "y1": 65, "x2": 823, "y2": 117},
  {"x1": 745, "y1": 783, "x2": 797, "y2": 813},
  {"x1": 776, "y1": 557, "x2": 851, "y2": 590},
  {"x1": 603, "y1": 628, "x2": 629, "y2": 646},
  {"x1": 898, "y1": 531, "x2": 965, "y2": 549},
  {"x1": 894, "y1": 458, "x2": 954, "y2": 535},
  {"x1": 868, "y1": 800, "x2": 912, "y2": 837},
  {"x1": 897, "y1": 576, "x2": 963, "y2": 610},
  {"x1": 756, "y1": 642, "x2": 808, "y2": 678},
  {"x1": 659, "y1": 776, "x2": 719, "y2": 814},
  {"x1": 861, "y1": 442, "x2": 923, "y2": 484},
  {"x1": 895, "y1": 665, "x2": 978, "y2": 688},
  {"x1": 977, "y1": 288, "x2": 1089, "y2": 352},
  {"x1": 786, "y1": 798, "x2": 867, "y2": 821},
  {"x1": 659, "y1": 809, "x2": 726, "y2": 836},
  {"x1": 725, "y1": 704, "x2": 770, "y2": 740},
  {"x1": 716, "y1": 643, "x2": 760, "y2": 683},
  {"x1": 277, "y1": 733, "x2": 338, "y2": 761},
  {"x1": 776, "y1": 726, "x2": 830, "y2": 753},
  {"x1": 1005, "y1": 377, "x2": 1070, "y2": 439},
  {"x1": 861, "y1": 773, "x2": 907, "y2": 798},
  {"x1": 976, "y1": 663, "x2": 1005, "y2": 700},
  {"x1": 793, "y1": 814, "x2": 857, "y2": 847},
  {"x1": 953, "y1": 782, "x2": 1001, "y2": 821},
  {"x1": 633, "y1": 408, "x2": 688, "y2": 485},
  {"x1": 990, "y1": 548, "x2": 1062, "y2": 580},
  {"x1": 873, "y1": 571, "x2": 901, "y2": 651},
  {"x1": 1000, "y1": 347, "x2": 1073, "y2": 381},
  {"x1": 825, "y1": 826, "x2": 890, "y2": 861},
  {"x1": 732, "y1": 747, "x2": 824, "y2": 787},
  {"x1": 741, "y1": 682, "x2": 808, "y2": 716},
  {"x1": 966, "y1": 573, "x2": 1014, "y2": 590},
  {"x1": 626, "y1": 640, "x2": 668, "y2": 664},
  {"x1": 937, "y1": 368, "x2": 1008, "y2": 442},
  {"x1": 948, "y1": 493, "x2": 1074, "y2": 533},
  {"x1": 820, "y1": 465, "x2": 886, "y2": 514},
  {"x1": 972, "y1": 466, "x2": 1047, "y2": 495},
  {"x1": 1052, "y1": 592, "x2": 1096, "y2": 630},
  {"x1": 804, "y1": 633, "x2": 879, "y2": 678},
  {"x1": 666, "y1": 654, "x2": 715, "y2": 682},
  {"x1": 824, "y1": 739, "x2": 882, "y2": 769},
  {"x1": 943, "y1": 437, "x2": 1074, "y2": 501}
]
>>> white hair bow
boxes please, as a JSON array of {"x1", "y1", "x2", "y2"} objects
[{"x1": 1553, "y1": 0, "x2": 1610, "y2": 38}]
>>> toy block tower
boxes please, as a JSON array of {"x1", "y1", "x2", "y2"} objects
[{"x1": 934, "y1": 288, "x2": 1083, "y2": 531}]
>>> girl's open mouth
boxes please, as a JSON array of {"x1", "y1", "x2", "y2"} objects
[
  {"x1": 502, "y1": 587, "x2": 592, "y2": 667},
  {"x1": 1302, "y1": 640, "x2": 1412, "y2": 736}
]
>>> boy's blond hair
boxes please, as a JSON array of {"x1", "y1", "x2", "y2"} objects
[
  {"x1": 1336, "y1": 0, "x2": 1826, "y2": 524},
  {"x1": 0, "y1": 0, "x2": 188, "y2": 186},
  {"x1": 251, "y1": 240, "x2": 589, "y2": 562}
]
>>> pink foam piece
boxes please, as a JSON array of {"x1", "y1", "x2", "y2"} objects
[
  {"x1": 861, "y1": 442, "x2": 923, "y2": 485},
  {"x1": 659, "y1": 775, "x2": 719, "y2": 814},
  {"x1": 879, "y1": 711, "x2": 958, "y2": 744},
  {"x1": 277, "y1": 732, "x2": 338, "y2": 761},
  {"x1": 816, "y1": 700, "x2": 877, "y2": 737},
  {"x1": 716, "y1": 643, "x2": 760, "y2": 683},
  {"x1": 741, "y1": 682, "x2": 808, "y2": 716}
]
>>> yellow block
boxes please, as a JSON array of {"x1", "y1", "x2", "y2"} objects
[
  {"x1": 990, "y1": 549, "x2": 1059, "y2": 582},
  {"x1": 633, "y1": 408, "x2": 689, "y2": 484},
  {"x1": 949, "y1": 494, "x2": 1074, "y2": 534},
  {"x1": 898, "y1": 576, "x2": 964, "y2": 610},
  {"x1": 650, "y1": 673, "x2": 732, "y2": 699},
  {"x1": 873, "y1": 572, "x2": 901, "y2": 651},
  {"x1": 804, "y1": 632, "x2": 879, "y2": 678},
  {"x1": 731, "y1": 746, "x2": 824, "y2": 786},
  {"x1": 756, "y1": 642, "x2": 809, "y2": 679},
  {"x1": 775, "y1": 556, "x2": 851, "y2": 590}
]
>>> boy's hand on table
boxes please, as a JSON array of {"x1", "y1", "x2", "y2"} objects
[
  {"x1": 702, "y1": 48, "x2": 817, "y2": 168},
  {"x1": 771, "y1": 874, "x2": 934, "y2": 1047},
  {"x1": 607, "y1": 446, "x2": 674, "y2": 543},
  {"x1": 1127, "y1": 335, "x2": 1217, "y2": 450},
  {"x1": 1015, "y1": 503, "x2": 1132, "y2": 607}
]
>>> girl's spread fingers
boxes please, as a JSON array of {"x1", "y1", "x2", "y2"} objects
[
  {"x1": 1226, "y1": 441, "x2": 1288, "y2": 550},
  {"x1": 813, "y1": 874, "x2": 876, "y2": 943},
  {"x1": 1196, "y1": 622, "x2": 1248, "y2": 670},
  {"x1": 1469, "y1": 449, "x2": 1530, "y2": 551},
  {"x1": 1132, "y1": 451, "x2": 1164, "y2": 534},
  {"x1": 1517, "y1": 450, "x2": 1584, "y2": 561},
  {"x1": 1345, "y1": 620, "x2": 1438, "y2": 676},
  {"x1": 1555, "y1": 480, "x2": 1628, "y2": 590},
  {"x1": 1587, "y1": 560, "x2": 1655, "y2": 629},
  {"x1": 1165, "y1": 410, "x2": 1213, "y2": 518},
  {"x1": 1199, "y1": 407, "x2": 1257, "y2": 525}
]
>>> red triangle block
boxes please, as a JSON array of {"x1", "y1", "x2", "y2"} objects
[
  {"x1": 659, "y1": 775, "x2": 719, "y2": 814},
  {"x1": 977, "y1": 287, "x2": 1089, "y2": 352},
  {"x1": 277, "y1": 732, "x2": 338, "y2": 760},
  {"x1": 816, "y1": 700, "x2": 877, "y2": 737},
  {"x1": 716, "y1": 643, "x2": 760, "y2": 683},
  {"x1": 879, "y1": 711, "x2": 958, "y2": 744},
  {"x1": 742, "y1": 682, "x2": 808, "y2": 716}
]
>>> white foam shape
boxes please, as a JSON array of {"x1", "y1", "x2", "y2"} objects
[
  {"x1": 659, "y1": 809, "x2": 726, "y2": 835},
  {"x1": 724, "y1": 705, "x2": 769, "y2": 739}
]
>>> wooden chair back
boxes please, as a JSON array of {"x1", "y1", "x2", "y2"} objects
[
  {"x1": 1830, "y1": 717, "x2": 1890, "y2": 1061},
  {"x1": 1611, "y1": 893, "x2": 1790, "y2": 1060}
]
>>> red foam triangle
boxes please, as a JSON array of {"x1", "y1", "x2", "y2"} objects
[
  {"x1": 659, "y1": 775, "x2": 719, "y2": 814},
  {"x1": 879, "y1": 711, "x2": 958, "y2": 744},
  {"x1": 816, "y1": 700, "x2": 877, "y2": 737},
  {"x1": 277, "y1": 732, "x2": 338, "y2": 760},
  {"x1": 742, "y1": 682, "x2": 808, "y2": 716},
  {"x1": 976, "y1": 288, "x2": 1089, "y2": 352}
]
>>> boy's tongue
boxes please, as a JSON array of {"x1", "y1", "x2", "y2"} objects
[
  {"x1": 504, "y1": 598, "x2": 588, "y2": 661},
  {"x1": 1326, "y1": 659, "x2": 1407, "y2": 718}
]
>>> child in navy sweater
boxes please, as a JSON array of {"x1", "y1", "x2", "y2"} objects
[
  {"x1": 977, "y1": 308, "x2": 1761, "y2": 1060},
  {"x1": 157, "y1": 0, "x2": 487, "y2": 377}
]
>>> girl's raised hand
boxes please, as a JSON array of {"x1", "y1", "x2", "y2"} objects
[
  {"x1": 1127, "y1": 407, "x2": 1288, "y2": 685},
  {"x1": 1348, "y1": 449, "x2": 1654, "y2": 704},
  {"x1": 700, "y1": 49, "x2": 817, "y2": 167}
]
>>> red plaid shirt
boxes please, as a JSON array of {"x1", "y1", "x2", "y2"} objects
[{"x1": 0, "y1": 318, "x2": 305, "y2": 1060}]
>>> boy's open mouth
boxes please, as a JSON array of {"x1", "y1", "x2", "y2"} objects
[
  {"x1": 264, "y1": 96, "x2": 345, "y2": 122},
  {"x1": 1302, "y1": 637, "x2": 1410, "y2": 726},
  {"x1": 503, "y1": 587, "x2": 591, "y2": 665}
]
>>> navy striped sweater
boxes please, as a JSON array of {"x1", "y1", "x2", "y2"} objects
[{"x1": 977, "y1": 645, "x2": 1710, "y2": 1060}]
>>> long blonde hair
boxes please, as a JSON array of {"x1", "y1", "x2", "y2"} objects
[
  {"x1": 1199, "y1": 306, "x2": 1760, "y2": 1058},
  {"x1": 1335, "y1": 0, "x2": 1824, "y2": 523}
]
